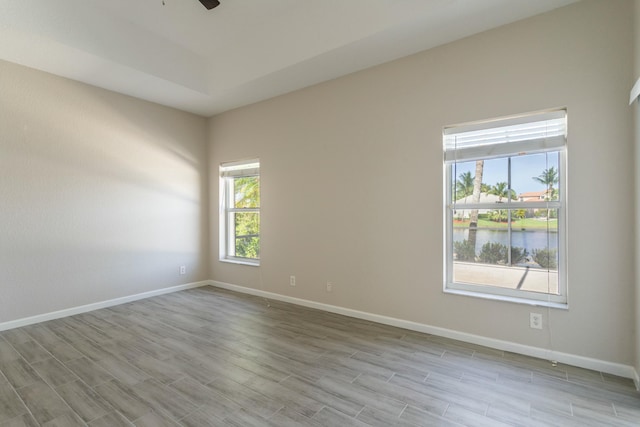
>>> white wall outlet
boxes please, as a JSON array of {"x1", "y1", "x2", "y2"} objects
[
  {"x1": 530, "y1": 312, "x2": 542, "y2": 329},
  {"x1": 326, "y1": 282, "x2": 333, "y2": 292},
  {"x1": 290, "y1": 275, "x2": 296, "y2": 286},
  {"x1": 179, "y1": 265, "x2": 186, "y2": 275}
]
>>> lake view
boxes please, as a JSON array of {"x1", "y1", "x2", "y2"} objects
[{"x1": 452, "y1": 228, "x2": 557, "y2": 254}]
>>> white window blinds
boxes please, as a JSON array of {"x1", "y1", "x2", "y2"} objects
[
  {"x1": 444, "y1": 110, "x2": 567, "y2": 162},
  {"x1": 220, "y1": 159, "x2": 260, "y2": 177}
]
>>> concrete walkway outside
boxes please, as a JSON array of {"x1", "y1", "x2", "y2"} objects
[{"x1": 454, "y1": 262, "x2": 558, "y2": 294}]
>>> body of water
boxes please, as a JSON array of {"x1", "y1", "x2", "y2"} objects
[{"x1": 452, "y1": 228, "x2": 557, "y2": 253}]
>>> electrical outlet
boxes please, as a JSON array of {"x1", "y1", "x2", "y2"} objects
[
  {"x1": 290, "y1": 275, "x2": 296, "y2": 286},
  {"x1": 530, "y1": 312, "x2": 542, "y2": 329},
  {"x1": 326, "y1": 282, "x2": 333, "y2": 292},
  {"x1": 179, "y1": 265, "x2": 186, "y2": 275}
]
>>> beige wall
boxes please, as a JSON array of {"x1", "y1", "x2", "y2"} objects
[
  {"x1": 0, "y1": 60, "x2": 209, "y2": 323},
  {"x1": 209, "y1": 0, "x2": 636, "y2": 366}
]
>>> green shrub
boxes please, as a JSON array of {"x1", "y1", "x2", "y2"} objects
[
  {"x1": 533, "y1": 247, "x2": 557, "y2": 269},
  {"x1": 489, "y1": 210, "x2": 507, "y2": 222},
  {"x1": 478, "y1": 242, "x2": 507, "y2": 264},
  {"x1": 453, "y1": 240, "x2": 476, "y2": 262},
  {"x1": 510, "y1": 247, "x2": 529, "y2": 264}
]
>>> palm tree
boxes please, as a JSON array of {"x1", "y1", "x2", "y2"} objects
[
  {"x1": 533, "y1": 167, "x2": 559, "y2": 200},
  {"x1": 468, "y1": 160, "x2": 484, "y2": 250},
  {"x1": 489, "y1": 182, "x2": 515, "y2": 203},
  {"x1": 490, "y1": 209, "x2": 507, "y2": 222},
  {"x1": 533, "y1": 167, "x2": 558, "y2": 222},
  {"x1": 514, "y1": 209, "x2": 527, "y2": 222},
  {"x1": 455, "y1": 171, "x2": 474, "y2": 200}
]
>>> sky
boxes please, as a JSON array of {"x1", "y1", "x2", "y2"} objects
[{"x1": 452, "y1": 152, "x2": 559, "y2": 195}]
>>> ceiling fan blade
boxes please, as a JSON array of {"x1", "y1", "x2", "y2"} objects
[{"x1": 199, "y1": 0, "x2": 220, "y2": 10}]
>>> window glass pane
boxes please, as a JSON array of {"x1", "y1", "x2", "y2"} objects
[
  {"x1": 236, "y1": 236, "x2": 260, "y2": 259},
  {"x1": 452, "y1": 207, "x2": 558, "y2": 294},
  {"x1": 451, "y1": 158, "x2": 509, "y2": 205},
  {"x1": 233, "y1": 212, "x2": 260, "y2": 259},
  {"x1": 512, "y1": 152, "x2": 560, "y2": 202},
  {"x1": 481, "y1": 158, "x2": 510, "y2": 203},
  {"x1": 234, "y1": 177, "x2": 260, "y2": 208},
  {"x1": 526, "y1": 207, "x2": 558, "y2": 268},
  {"x1": 451, "y1": 161, "x2": 476, "y2": 202}
]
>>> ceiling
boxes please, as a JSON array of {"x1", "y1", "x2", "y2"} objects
[{"x1": 0, "y1": 0, "x2": 578, "y2": 117}]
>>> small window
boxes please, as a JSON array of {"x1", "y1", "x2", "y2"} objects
[
  {"x1": 220, "y1": 159, "x2": 260, "y2": 265},
  {"x1": 443, "y1": 110, "x2": 567, "y2": 305}
]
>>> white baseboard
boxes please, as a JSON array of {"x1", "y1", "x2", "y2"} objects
[
  {"x1": 210, "y1": 280, "x2": 638, "y2": 382},
  {"x1": 0, "y1": 281, "x2": 209, "y2": 332}
]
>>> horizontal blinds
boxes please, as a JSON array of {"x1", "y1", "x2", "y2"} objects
[
  {"x1": 220, "y1": 159, "x2": 260, "y2": 177},
  {"x1": 444, "y1": 110, "x2": 566, "y2": 162}
]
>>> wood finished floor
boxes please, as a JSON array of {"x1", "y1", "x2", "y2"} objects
[{"x1": 0, "y1": 287, "x2": 638, "y2": 426}]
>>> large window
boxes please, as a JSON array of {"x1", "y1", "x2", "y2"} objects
[
  {"x1": 220, "y1": 159, "x2": 260, "y2": 265},
  {"x1": 444, "y1": 110, "x2": 567, "y2": 305}
]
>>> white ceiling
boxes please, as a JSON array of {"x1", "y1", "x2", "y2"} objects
[{"x1": 0, "y1": 0, "x2": 578, "y2": 116}]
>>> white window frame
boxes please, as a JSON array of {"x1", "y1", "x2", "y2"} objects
[
  {"x1": 219, "y1": 159, "x2": 260, "y2": 266},
  {"x1": 443, "y1": 110, "x2": 567, "y2": 307}
]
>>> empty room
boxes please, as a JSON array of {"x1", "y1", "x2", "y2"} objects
[{"x1": 1, "y1": 0, "x2": 640, "y2": 425}]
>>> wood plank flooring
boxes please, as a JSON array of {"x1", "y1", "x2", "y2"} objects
[{"x1": 0, "y1": 286, "x2": 638, "y2": 426}]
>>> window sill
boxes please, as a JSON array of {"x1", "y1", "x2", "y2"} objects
[
  {"x1": 444, "y1": 288, "x2": 568, "y2": 310},
  {"x1": 219, "y1": 258, "x2": 260, "y2": 267}
]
